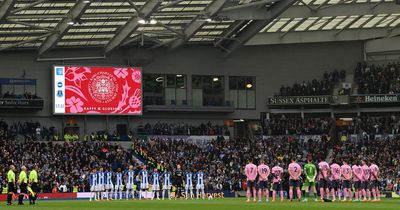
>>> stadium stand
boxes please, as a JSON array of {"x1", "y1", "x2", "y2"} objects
[
  {"x1": 339, "y1": 115, "x2": 400, "y2": 135},
  {"x1": 355, "y1": 63, "x2": 400, "y2": 94},
  {"x1": 263, "y1": 115, "x2": 333, "y2": 135},
  {"x1": 277, "y1": 70, "x2": 346, "y2": 96},
  {"x1": 0, "y1": 135, "x2": 136, "y2": 193},
  {"x1": 0, "y1": 92, "x2": 40, "y2": 99},
  {"x1": 1, "y1": 127, "x2": 399, "y2": 194},
  {"x1": 1, "y1": 0, "x2": 400, "y2": 207},
  {"x1": 333, "y1": 136, "x2": 400, "y2": 192}
]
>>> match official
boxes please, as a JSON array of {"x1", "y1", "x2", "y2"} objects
[
  {"x1": 7, "y1": 165, "x2": 16, "y2": 205},
  {"x1": 18, "y1": 166, "x2": 28, "y2": 205},
  {"x1": 29, "y1": 165, "x2": 39, "y2": 205}
]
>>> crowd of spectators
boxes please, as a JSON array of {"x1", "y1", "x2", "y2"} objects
[
  {"x1": 134, "y1": 135, "x2": 400, "y2": 192},
  {"x1": 263, "y1": 115, "x2": 333, "y2": 135},
  {"x1": 277, "y1": 69, "x2": 346, "y2": 96},
  {"x1": 333, "y1": 137, "x2": 400, "y2": 192},
  {"x1": 133, "y1": 136, "x2": 330, "y2": 191},
  {"x1": 0, "y1": 133, "x2": 135, "y2": 193},
  {"x1": 263, "y1": 114, "x2": 400, "y2": 137},
  {"x1": 1, "y1": 120, "x2": 230, "y2": 143},
  {"x1": 1, "y1": 91, "x2": 40, "y2": 99},
  {"x1": 0, "y1": 120, "x2": 57, "y2": 141},
  {"x1": 0, "y1": 117, "x2": 399, "y2": 194},
  {"x1": 339, "y1": 115, "x2": 400, "y2": 136},
  {"x1": 355, "y1": 62, "x2": 400, "y2": 94},
  {"x1": 136, "y1": 121, "x2": 230, "y2": 136}
]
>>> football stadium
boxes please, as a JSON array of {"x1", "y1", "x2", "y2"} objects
[{"x1": 0, "y1": 0, "x2": 400, "y2": 209}]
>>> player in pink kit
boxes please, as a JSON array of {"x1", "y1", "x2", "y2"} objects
[
  {"x1": 318, "y1": 160, "x2": 330, "y2": 200},
  {"x1": 288, "y1": 158, "x2": 302, "y2": 202},
  {"x1": 257, "y1": 160, "x2": 270, "y2": 202},
  {"x1": 271, "y1": 163, "x2": 284, "y2": 202},
  {"x1": 341, "y1": 160, "x2": 353, "y2": 201},
  {"x1": 330, "y1": 162, "x2": 342, "y2": 202},
  {"x1": 369, "y1": 161, "x2": 380, "y2": 201},
  {"x1": 361, "y1": 160, "x2": 371, "y2": 201},
  {"x1": 352, "y1": 163, "x2": 363, "y2": 201},
  {"x1": 245, "y1": 159, "x2": 258, "y2": 202}
]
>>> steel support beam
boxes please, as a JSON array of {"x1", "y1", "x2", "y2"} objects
[
  {"x1": 335, "y1": 15, "x2": 362, "y2": 35},
  {"x1": 0, "y1": 33, "x2": 53, "y2": 52},
  {"x1": 37, "y1": 0, "x2": 91, "y2": 55},
  {"x1": 105, "y1": 0, "x2": 161, "y2": 53},
  {"x1": 7, "y1": 11, "x2": 203, "y2": 20},
  {"x1": 0, "y1": 0, "x2": 17, "y2": 21},
  {"x1": 157, "y1": 23, "x2": 184, "y2": 37},
  {"x1": 158, "y1": 0, "x2": 186, "y2": 10},
  {"x1": 280, "y1": 1, "x2": 400, "y2": 18},
  {"x1": 221, "y1": 0, "x2": 296, "y2": 55},
  {"x1": 121, "y1": 34, "x2": 162, "y2": 47},
  {"x1": 126, "y1": 0, "x2": 140, "y2": 13},
  {"x1": 10, "y1": 0, "x2": 47, "y2": 14},
  {"x1": 150, "y1": 38, "x2": 178, "y2": 49},
  {"x1": 246, "y1": 27, "x2": 400, "y2": 45},
  {"x1": 218, "y1": 1, "x2": 400, "y2": 20},
  {"x1": 169, "y1": 0, "x2": 228, "y2": 50},
  {"x1": 214, "y1": 20, "x2": 249, "y2": 46},
  {"x1": 220, "y1": 0, "x2": 278, "y2": 12},
  {"x1": 6, "y1": 19, "x2": 57, "y2": 32},
  {"x1": 6, "y1": 2, "x2": 399, "y2": 21},
  {"x1": 280, "y1": 18, "x2": 306, "y2": 38}
]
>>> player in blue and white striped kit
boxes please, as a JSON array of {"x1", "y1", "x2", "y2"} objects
[
  {"x1": 162, "y1": 171, "x2": 172, "y2": 200},
  {"x1": 195, "y1": 170, "x2": 206, "y2": 199},
  {"x1": 97, "y1": 168, "x2": 105, "y2": 200},
  {"x1": 114, "y1": 168, "x2": 123, "y2": 200},
  {"x1": 125, "y1": 165, "x2": 136, "y2": 200},
  {"x1": 185, "y1": 171, "x2": 194, "y2": 199},
  {"x1": 150, "y1": 168, "x2": 160, "y2": 200},
  {"x1": 89, "y1": 168, "x2": 98, "y2": 201},
  {"x1": 104, "y1": 168, "x2": 114, "y2": 200},
  {"x1": 138, "y1": 165, "x2": 149, "y2": 200}
]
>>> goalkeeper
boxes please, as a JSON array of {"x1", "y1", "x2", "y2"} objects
[{"x1": 303, "y1": 159, "x2": 318, "y2": 201}]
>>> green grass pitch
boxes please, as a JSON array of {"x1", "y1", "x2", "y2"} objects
[{"x1": 2, "y1": 198, "x2": 399, "y2": 210}]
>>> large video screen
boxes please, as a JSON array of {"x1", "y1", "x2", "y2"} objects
[{"x1": 53, "y1": 66, "x2": 142, "y2": 115}]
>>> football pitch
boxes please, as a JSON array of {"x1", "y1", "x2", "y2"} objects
[{"x1": 2, "y1": 198, "x2": 399, "y2": 210}]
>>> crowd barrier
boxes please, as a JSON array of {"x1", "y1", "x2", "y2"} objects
[
  {"x1": 142, "y1": 135, "x2": 230, "y2": 147},
  {"x1": 262, "y1": 134, "x2": 400, "y2": 141},
  {"x1": 0, "y1": 193, "x2": 77, "y2": 201},
  {"x1": 261, "y1": 135, "x2": 322, "y2": 141},
  {"x1": 0, "y1": 190, "x2": 397, "y2": 201},
  {"x1": 0, "y1": 190, "x2": 236, "y2": 201}
]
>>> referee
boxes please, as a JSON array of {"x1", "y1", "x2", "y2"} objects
[
  {"x1": 18, "y1": 166, "x2": 28, "y2": 205},
  {"x1": 29, "y1": 165, "x2": 39, "y2": 205},
  {"x1": 6, "y1": 165, "x2": 16, "y2": 205}
]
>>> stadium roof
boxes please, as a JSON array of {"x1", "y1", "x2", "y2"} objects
[{"x1": 0, "y1": 0, "x2": 399, "y2": 57}]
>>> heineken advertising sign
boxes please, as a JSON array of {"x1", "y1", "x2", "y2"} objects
[
  {"x1": 351, "y1": 95, "x2": 400, "y2": 103},
  {"x1": 267, "y1": 96, "x2": 331, "y2": 105}
]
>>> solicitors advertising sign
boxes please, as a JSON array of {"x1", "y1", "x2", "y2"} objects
[
  {"x1": 0, "y1": 78, "x2": 36, "y2": 85},
  {"x1": 0, "y1": 99, "x2": 43, "y2": 108},
  {"x1": 267, "y1": 96, "x2": 331, "y2": 105},
  {"x1": 351, "y1": 95, "x2": 400, "y2": 104}
]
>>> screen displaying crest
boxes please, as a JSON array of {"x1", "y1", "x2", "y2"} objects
[{"x1": 53, "y1": 66, "x2": 142, "y2": 115}]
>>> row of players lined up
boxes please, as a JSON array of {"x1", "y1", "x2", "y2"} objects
[
  {"x1": 245, "y1": 158, "x2": 380, "y2": 203},
  {"x1": 89, "y1": 164, "x2": 206, "y2": 201}
]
